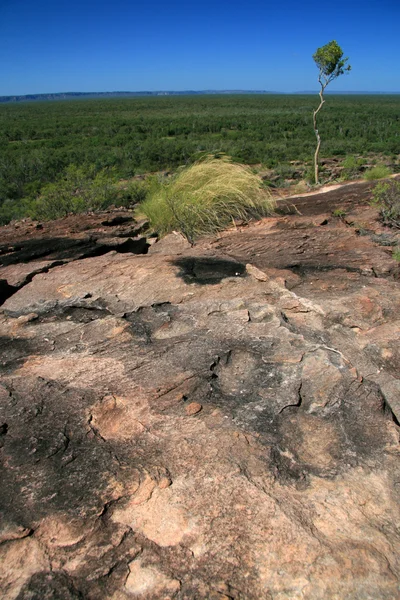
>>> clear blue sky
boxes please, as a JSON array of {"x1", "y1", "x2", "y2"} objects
[{"x1": 1, "y1": 0, "x2": 399, "y2": 95}]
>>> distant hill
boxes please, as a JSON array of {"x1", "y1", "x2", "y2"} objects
[
  {"x1": 0, "y1": 90, "x2": 276, "y2": 103},
  {"x1": 1, "y1": 90, "x2": 399, "y2": 103}
]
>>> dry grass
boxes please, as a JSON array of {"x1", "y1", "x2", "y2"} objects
[{"x1": 137, "y1": 156, "x2": 274, "y2": 243}]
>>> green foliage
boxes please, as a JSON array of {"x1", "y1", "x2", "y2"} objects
[
  {"x1": 332, "y1": 208, "x2": 346, "y2": 218},
  {"x1": 313, "y1": 40, "x2": 351, "y2": 84},
  {"x1": 28, "y1": 165, "x2": 117, "y2": 221},
  {"x1": 341, "y1": 155, "x2": 366, "y2": 180},
  {"x1": 0, "y1": 94, "x2": 399, "y2": 215},
  {"x1": 138, "y1": 156, "x2": 274, "y2": 243},
  {"x1": 125, "y1": 180, "x2": 148, "y2": 203},
  {"x1": 392, "y1": 247, "x2": 400, "y2": 262},
  {"x1": 0, "y1": 198, "x2": 30, "y2": 225},
  {"x1": 312, "y1": 41, "x2": 351, "y2": 185},
  {"x1": 273, "y1": 163, "x2": 301, "y2": 186},
  {"x1": 115, "y1": 180, "x2": 148, "y2": 208},
  {"x1": 371, "y1": 179, "x2": 400, "y2": 227},
  {"x1": 364, "y1": 165, "x2": 392, "y2": 181}
]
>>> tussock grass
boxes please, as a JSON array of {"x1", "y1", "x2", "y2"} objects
[{"x1": 137, "y1": 156, "x2": 274, "y2": 243}]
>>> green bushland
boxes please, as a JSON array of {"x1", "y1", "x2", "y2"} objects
[
  {"x1": 28, "y1": 165, "x2": 117, "y2": 220},
  {"x1": 0, "y1": 165, "x2": 149, "y2": 224},
  {"x1": 1, "y1": 94, "x2": 399, "y2": 224},
  {"x1": 1, "y1": 94, "x2": 399, "y2": 219},
  {"x1": 341, "y1": 155, "x2": 366, "y2": 180},
  {"x1": 371, "y1": 179, "x2": 400, "y2": 228},
  {"x1": 393, "y1": 248, "x2": 400, "y2": 262},
  {"x1": 364, "y1": 165, "x2": 392, "y2": 180},
  {"x1": 138, "y1": 156, "x2": 274, "y2": 243}
]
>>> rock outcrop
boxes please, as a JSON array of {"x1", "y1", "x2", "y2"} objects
[{"x1": 1, "y1": 183, "x2": 399, "y2": 599}]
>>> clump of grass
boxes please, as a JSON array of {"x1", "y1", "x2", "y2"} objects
[
  {"x1": 364, "y1": 165, "x2": 391, "y2": 181},
  {"x1": 332, "y1": 208, "x2": 346, "y2": 218},
  {"x1": 393, "y1": 247, "x2": 400, "y2": 262},
  {"x1": 137, "y1": 156, "x2": 274, "y2": 243},
  {"x1": 371, "y1": 179, "x2": 400, "y2": 228}
]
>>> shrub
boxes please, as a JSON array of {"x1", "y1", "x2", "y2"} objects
[
  {"x1": 371, "y1": 179, "x2": 400, "y2": 228},
  {"x1": 364, "y1": 165, "x2": 391, "y2": 181},
  {"x1": 137, "y1": 156, "x2": 274, "y2": 243},
  {"x1": 393, "y1": 247, "x2": 400, "y2": 262},
  {"x1": 124, "y1": 180, "x2": 148, "y2": 204},
  {"x1": 274, "y1": 163, "x2": 299, "y2": 180},
  {"x1": 341, "y1": 155, "x2": 365, "y2": 180},
  {"x1": 28, "y1": 165, "x2": 117, "y2": 220},
  {"x1": 0, "y1": 198, "x2": 29, "y2": 225},
  {"x1": 114, "y1": 180, "x2": 148, "y2": 208}
]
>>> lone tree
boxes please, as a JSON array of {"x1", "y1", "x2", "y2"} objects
[{"x1": 312, "y1": 40, "x2": 351, "y2": 184}]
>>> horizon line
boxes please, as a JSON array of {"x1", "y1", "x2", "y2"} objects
[{"x1": 1, "y1": 89, "x2": 400, "y2": 101}]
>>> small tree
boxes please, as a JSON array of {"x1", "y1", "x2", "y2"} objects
[{"x1": 312, "y1": 40, "x2": 351, "y2": 184}]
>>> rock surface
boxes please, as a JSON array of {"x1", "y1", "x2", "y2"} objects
[{"x1": 1, "y1": 182, "x2": 400, "y2": 599}]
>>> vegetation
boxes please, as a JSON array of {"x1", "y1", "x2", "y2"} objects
[
  {"x1": 0, "y1": 94, "x2": 399, "y2": 224},
  {"x1": 371, "y1": 179, "x2": 400, "y2": 228},
  {"x1": 364, "y1": 165, "x2": 392, "y2": 180},
  {"x1": 341, "y1": 155, "x2": 366, "y2": 180},
  {"x1": 332, "y1": 208, "x2": 346, "y2": 218},
  {"x1": 138, "y1": 156, "x2": 274, "y2": 243},
  {"x1": 0, "y1": 164, "x2": 149, "y2": 224},
  {"x1": 28, "y1": 165, "x2": 116, "y2": 220},
  {"x1": 312, "y1": 41, "x2": 351, "y2": 184}
]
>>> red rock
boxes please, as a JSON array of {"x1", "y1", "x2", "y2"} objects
[
  {"x1": 185, "y1": 402, "x2": 203, "y2": 415},
  {"x1": 1, "y1": 183, "x2": 400, "y2": 599}
]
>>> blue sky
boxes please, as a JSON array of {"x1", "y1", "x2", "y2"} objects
[{"x1": 0, "y1": 0, "x2": 399, "y2": 95}]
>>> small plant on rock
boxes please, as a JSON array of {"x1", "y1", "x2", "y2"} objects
[
  {"x1": 371, "y1": 179, "x2": 400, "y2": 228},
  {"x1": 332, "y1": 208, "x2": 346, "y2": 218},
  {"x1": 393, "y1": 247, "x2": 400, "y2": 262}
]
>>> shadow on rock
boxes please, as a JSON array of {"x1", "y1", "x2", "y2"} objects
[
  {"x1": 16, "y1": 571, "x2": 83, "y2": 600},
  {"x1": 0, "y1": 235, "x2": 149, "y2": 269},
  {"x1": 0, "y1": 280, "x2": 17, "y2": 306},
  {"x1": 172, "y1": 256, "x2": 246, "y2": 285}
]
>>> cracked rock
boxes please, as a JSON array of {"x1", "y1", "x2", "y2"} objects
[{"x1": 1, "y1": 189, "x2": 400, "y2": 599}]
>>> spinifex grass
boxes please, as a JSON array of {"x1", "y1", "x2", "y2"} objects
[{"x1": 138, "y1": 156, "x2": 274, "y2": 243}]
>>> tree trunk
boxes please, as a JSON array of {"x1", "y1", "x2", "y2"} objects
[{"x1": 313, "y1": 85, "x2": 325, "y2": 185}]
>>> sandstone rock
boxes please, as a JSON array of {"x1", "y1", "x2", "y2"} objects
[
  {"x1": 125, "y1": 559, "x2": 181, "y2": 598},
  {"x1": 184, "y1": 402, "x2": 202, "y2": 415},
  {"x1": 0, "y1": 183, "x2": 400, "y2": 598},
  {"x1": 148, "y1": 232, "x2": 191, "y2": 255},
  {"x1": 0, "y1": 538, "x2": 50, "y2": 599},
  {"x1": 246, "y1": 263, "x2": 269, "y2": 281}
]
